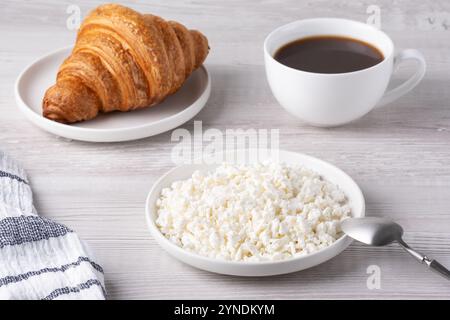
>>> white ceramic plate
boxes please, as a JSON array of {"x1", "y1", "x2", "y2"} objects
[
  {"x1": 145, "y1": 149, "x2": 365, "y2": 276},
  {"x1": 15, "y1": 46, "x2": 211, "y2": 142}
]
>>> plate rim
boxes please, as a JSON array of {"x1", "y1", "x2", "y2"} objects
[
  {"x1": 145, "y1": 149, "x2": 366, "y2": 275},
  {"x1": 15, "y1": 46, "x2": 211, "y2": 142}
]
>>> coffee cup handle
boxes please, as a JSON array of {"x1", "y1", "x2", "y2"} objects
[{"x1": 376, "y1": 49, "x2": 426, "y2": 108}]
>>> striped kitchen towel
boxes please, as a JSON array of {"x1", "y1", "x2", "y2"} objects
[{"x1": 0, "y1": 151, "x2": 105, "y2": 300}]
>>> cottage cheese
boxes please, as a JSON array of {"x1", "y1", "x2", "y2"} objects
[{"x1": 156, "y1": 162, "x2": 351, "y2": 262}]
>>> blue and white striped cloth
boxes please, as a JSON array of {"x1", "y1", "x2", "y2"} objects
[{"x1": 0, "y1": 151, "x2": 105, "y2": 300}]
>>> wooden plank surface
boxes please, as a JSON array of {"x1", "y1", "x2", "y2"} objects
[{"x1": 1, "y1": 0, "x2": 449, "y2": 299}]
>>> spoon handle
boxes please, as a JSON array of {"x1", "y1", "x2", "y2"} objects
[
  {"x1": 426, "y1": 259, "x2": 450, "y2": 280},
  {"x1": 398, "y1": 239, "x2": 450, "y2": 280}
]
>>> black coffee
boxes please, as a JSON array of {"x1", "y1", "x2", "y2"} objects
[{"x1": 274, "y1": 36, "x2": 384, "y2": 74}]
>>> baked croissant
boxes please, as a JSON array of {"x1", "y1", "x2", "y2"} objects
[{"x1": 43, "y1": 4, "x2": 209, "y2": 123}]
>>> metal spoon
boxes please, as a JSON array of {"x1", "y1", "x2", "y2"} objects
[{"x1": 341, "y1": 217, "x2": 450, "y2": 280}]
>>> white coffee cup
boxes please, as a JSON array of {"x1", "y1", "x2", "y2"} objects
[{"x1": 264, "y1": 18, "x2": 426, "y2": 127}]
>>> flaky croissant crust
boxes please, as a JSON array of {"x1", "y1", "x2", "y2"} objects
[{"x1": 43, "y1": 4, "x2": 209, "y2": 123}]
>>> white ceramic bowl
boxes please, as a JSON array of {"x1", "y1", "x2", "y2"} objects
[
  {"x1": 145, "y1": 149, "x2": 365, "y2": 276},
  {"x1": 15, "y1": 46, "x2": 210, "y2": 142}
]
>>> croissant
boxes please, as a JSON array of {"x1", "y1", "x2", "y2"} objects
[{"x1": 43, "y1": 4, "x2": 209, "y2": 123}]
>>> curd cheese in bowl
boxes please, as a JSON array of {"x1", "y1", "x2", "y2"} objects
[
  {"x1": 145, "y1": 149, "x2": 365, "y2": 276},
  {"x1": 156, "y1": 162, "x2": 351, "y2": 262}
]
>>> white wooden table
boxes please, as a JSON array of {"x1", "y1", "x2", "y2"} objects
[{"x1": 1, "y1": 0, "x2": 450, "y2": 299}]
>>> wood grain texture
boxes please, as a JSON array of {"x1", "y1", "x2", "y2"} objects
[{"x1": 1, "y1": 0, "x2": 450, "y2": 299}]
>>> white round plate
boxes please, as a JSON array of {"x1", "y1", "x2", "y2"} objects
[
  {"x1": 15, "y1": 47, "x2": 211, "y2": 142},
  {"x1": 145, "y1": 149, "x2": 365, "y2": 276}
]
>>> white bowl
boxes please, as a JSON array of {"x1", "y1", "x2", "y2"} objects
[
  {"x1": 15, "y1": 46, "x2": 210, "y2": 142},
  {"x1": 145, "y1": 149, "x2": 365, "y2": 276}
]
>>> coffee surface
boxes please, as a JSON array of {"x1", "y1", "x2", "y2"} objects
[{"x1": 274, "y1": 36, "x2": 384, "y2": 74}]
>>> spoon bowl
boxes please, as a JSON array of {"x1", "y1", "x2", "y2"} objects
[{"x1": 341, "y1": 217, "x2": 403, "y2": 246}]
